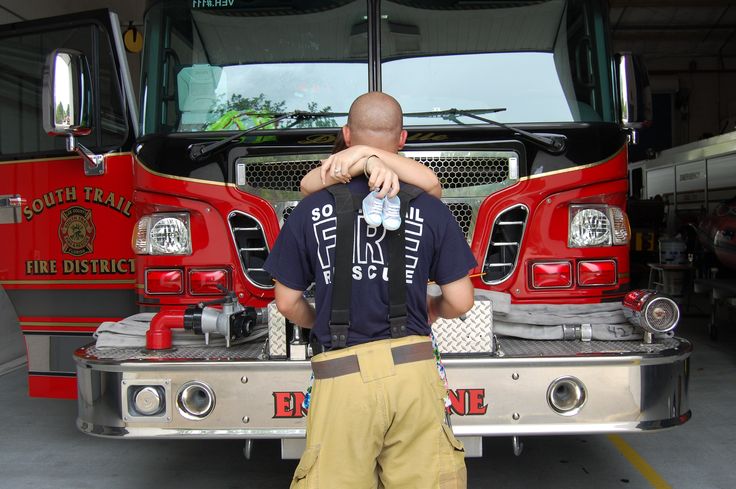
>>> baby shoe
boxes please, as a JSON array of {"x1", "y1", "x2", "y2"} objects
[
  {"x1": 362, "y1": 191, "x2": 384, "y2": 227},
  {"x1": 382, "y1": 195, "x2": 402, "y2": 231}
]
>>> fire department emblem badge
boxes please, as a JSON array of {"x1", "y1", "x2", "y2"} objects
[{"x1": 59, "y1": 206, "x2": 96, "y2": 256}]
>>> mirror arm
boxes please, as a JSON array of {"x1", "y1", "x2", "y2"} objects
[{"x1": 66, "y1": 135, "x2": 105, "y2": 176}]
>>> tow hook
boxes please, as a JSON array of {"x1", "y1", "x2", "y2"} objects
[{"x1": 512, "y1": 436, "x2": 524, "y2": 456}]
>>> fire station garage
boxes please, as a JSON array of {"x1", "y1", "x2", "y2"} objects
[{"x1": 1, "y1": 1, "x2": 735, "y2": 488}]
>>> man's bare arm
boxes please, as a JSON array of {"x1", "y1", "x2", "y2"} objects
[
  {"x1": 273, "y1": 281, "x2": 315, "y2": 329},
  {"x1": 427, "y1": 276, "x2": 474, "y2": 324}
]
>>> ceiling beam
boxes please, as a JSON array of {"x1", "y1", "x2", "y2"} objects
[
  {"x1": 614, "y1": 25, "x2": 736, "y2": 31},
  {"x1": 610, "y1": 0, "x2": 736, "y2": 6}
]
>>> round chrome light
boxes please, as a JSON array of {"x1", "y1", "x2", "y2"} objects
[
  {"x1": 547, "y1": 376, "x2": 587, "y2": 416},
  {"x1": 177, "y1": 382, "x2": 215, "y2": 419},
  {"x1": 133, "y1": 386, "x2": 164, "y2": 416},
  {"x1": 643, "y1": 296, "x2": 680, "y2": 333}
]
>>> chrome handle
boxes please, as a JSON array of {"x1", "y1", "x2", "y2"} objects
[
  {"x1": 0, "y1": 194, "x2": 25, "y2": 224},
  {"x1": 0, "y1": 195, "x2": 26, "y2": 208}
]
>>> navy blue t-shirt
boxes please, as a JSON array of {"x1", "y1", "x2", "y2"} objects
[{"x1": 264, "y1": 177, "x2": 477, "y2": 348}]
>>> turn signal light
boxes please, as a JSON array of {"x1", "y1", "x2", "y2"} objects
[
  {"x1": 145, "y1": 269, "x2": 183, "y2": 294},
  {"x1": 189, "y1": 269, "x2": 229, "y2": 295},
  {"x1": 531, "y1": 262, "x2": 572, "y2": 288},
  {"x1": 578, "y1": 260, "x2": 617, "y2": 286}
]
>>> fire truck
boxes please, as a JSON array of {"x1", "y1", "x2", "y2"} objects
[{"x1": 0, "y1": 0, "x2": 690, "y2": 458}]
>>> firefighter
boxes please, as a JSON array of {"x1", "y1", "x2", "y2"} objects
[{"x1": 265, "y1": 92, "x2": 475, "y2": 488}]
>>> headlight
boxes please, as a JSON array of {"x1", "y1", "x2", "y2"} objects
[
  {"x1": 569, "y1": 205, "x2": 629, "y2": 248},
  {"x1": 134, "y1": 213, "x2": 192, "y2": 255}
]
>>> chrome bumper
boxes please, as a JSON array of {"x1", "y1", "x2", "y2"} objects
[{"x1": 75, "y1": 337, "x2": 691, "y2": 439}]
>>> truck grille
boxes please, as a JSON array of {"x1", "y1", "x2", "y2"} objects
[
  {"x1": 482, "y1": 204, "x2": 529, "y2": 284},
  {"x1": 236, "y1": 150, "x2": 520, "y2": 243},
  {"x1": 238, "y1": 151, "x2": 517, "y2": 196},
  {"x1": 228, "y1": 212, "x2": 273, "y2": 289},
  {"x1": 243, "y1": 158, "x2": 320, "y2": 192},
  {"x1": 417, "y1": 154, "x2": 510, "y2": 189},
  {"x1": 445, "y1": 202, "x2": 474, "y2": 237}
]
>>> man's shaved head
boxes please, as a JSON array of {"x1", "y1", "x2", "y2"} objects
[{"x1": 343, "y1": 92, "x2": 407, "y2": 152}]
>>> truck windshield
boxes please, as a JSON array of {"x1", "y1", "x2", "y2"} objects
[
  {"x1": 382, "y1": 0, "x2": 615, "y2": 125},
  {"x1": 141, "y1": 0, "x2": 614, "y2": 135}
]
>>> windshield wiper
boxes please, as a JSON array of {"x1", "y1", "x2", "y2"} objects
[
  {"x1": 188, "y1": 110, "x2": 346, "y2": 161},
  {"x1": 408, "y1": 108, "x2": 566, "y2": 154}
]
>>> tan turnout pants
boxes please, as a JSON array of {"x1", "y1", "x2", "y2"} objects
[{"x1": 290, "y1": 335, "x2": 467, "y2": 489}]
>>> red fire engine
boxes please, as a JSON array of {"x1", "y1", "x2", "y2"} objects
[{"x1": 0, "y1": 0, "x2": 689, "y2": 457}]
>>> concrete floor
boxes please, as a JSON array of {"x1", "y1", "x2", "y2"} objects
[{"x1": 0, "y1": 298, "x2": 734, "y2": 489}]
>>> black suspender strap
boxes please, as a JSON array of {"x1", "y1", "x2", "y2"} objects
[
  {"x1": 325, "y1": 183, "x2": 424, "y2": 349},
  {"x1": 325, "y1": 185, "x2": 361, "y2": 349},
  {"x1": 387, "y1": 184, "x2": 424, "y2": 338}
]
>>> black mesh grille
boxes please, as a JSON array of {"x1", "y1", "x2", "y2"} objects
[
  {"x1": 417, "y1": 156, "x2": 509, "y2": 189},
  {"x1": 229, "y1": 212, "x2": 272, "y2": 288},
  {"x1": 282, "y1": 206, "x2": 295, "y2": 222},
  {"x1": 483, "y1": 206, "x2": 528, "y2": 284},
  {"x1": 445, "y1": 202, "x2": 473, "y2": 238},
  {"x1": 244, "y1": 160, "x2": 320, "y2": 191},
  {"x1": 242, "y1": 154, "x2": 511, "y2": 191}
]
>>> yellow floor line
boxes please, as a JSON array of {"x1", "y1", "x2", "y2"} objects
[{"x1": 608, "y1": 434, "x2": 672, "y2": 489}]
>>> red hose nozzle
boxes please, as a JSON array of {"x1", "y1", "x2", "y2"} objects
[{"x1": 146, "y1": 309, "x2": 185, "y2": 350}]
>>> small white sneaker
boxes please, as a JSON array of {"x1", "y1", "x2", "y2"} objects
[
  {"x1": 362, "y1": 191, "x2": 384, "y2": 227},
  {"x1": 382, "y1": 195, "x2": 402, "y2": 231}
]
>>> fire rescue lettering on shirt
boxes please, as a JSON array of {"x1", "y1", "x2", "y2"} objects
[
  {"x1": 272, "y1": 389, "x2": 487, "y2": 418},
  {"x1": 311, "y1": 203, "x2": 423, "y2": 285},
  {"x1": 22, "y1": 186, "x2": 133, "y2": 222}
]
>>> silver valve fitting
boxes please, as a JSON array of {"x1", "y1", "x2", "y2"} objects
[{"x1": 183, "y1": 287, "x2": 256, "y2": 347}]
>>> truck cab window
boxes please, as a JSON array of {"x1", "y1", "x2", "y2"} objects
[
  {"x1": 0, "y1": 24, "x2": 128, "y2": 157},
  {"x1": 381, "y1": 0, "x2": 615, "y2": 125},
  {"x1": 141, "y1": 1, "x2": 368, "y2": 135}
]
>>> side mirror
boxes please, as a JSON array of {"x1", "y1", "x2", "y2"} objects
[
  {"x1": 42, "y1": 49, "x2": 104, "y2": 175},
  {"x1": 617, "y1": 53, "x2": 652, "y2": 141},
  {"x1": 43, "y1": 49, "x2": 93, "y2": 136}
]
